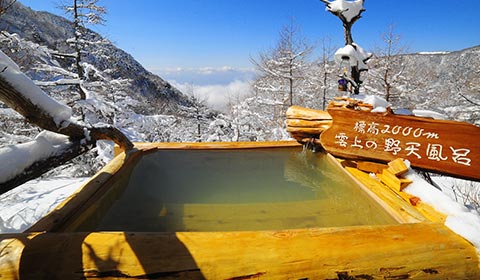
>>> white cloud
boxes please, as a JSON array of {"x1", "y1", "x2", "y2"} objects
[
  {"x1": 150, "y1": 65, "x2": 256, "y2": 111},
  {"x1": 152, "y1": 66, "x2": 257, "y2": 85},
  {"x1": 173, "y1": 80, "x2": 253, "y2": 112}
]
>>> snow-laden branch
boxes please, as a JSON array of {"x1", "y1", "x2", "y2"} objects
[
  {"x1": 34, "y1": 78, "x2": 81, "y2": 87},
  {"x1": 0, "y1": 50, "x2": 72, "y2": 127},
  {"x1": 334, "y1": 43, "x2": 371, "y2": 71},
  {"x1": 0, "y1": 131, "x2": 88, "y2": 194},
  {"x1": 0, "y1": 50, "x2": 133, "y2": 192},
  {"x1": 320, "y1": 0, "x2": 365, "y2": 45},
  {"x1": 0, "y1": 50, "x2": 132, "y2": 145},
  {"x1": 320, "y1": 0, "x2": 365, "y2": 23}
]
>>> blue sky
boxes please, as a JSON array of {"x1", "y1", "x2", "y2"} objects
[
  {"x1": 19, "y1": 0, "x2": 479, "y2": 71},
  {"x1": 17, "y1": 0, "x2": 480, "y2": 110}
]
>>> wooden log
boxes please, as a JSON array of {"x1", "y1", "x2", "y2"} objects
[
  {"x1": 286, "y1": 105, "x2": 332, "y2": 121},
  {"x1": 357, "y1": 161, "x2": 388, "y2": 174},
  {"x1": 285, "y1": 106, "x2": 333, "y2": 142},
  {"x1": 285, "y1": 126, "x2": 330, "y2": 135},
  {"x1": 1, "y1": 223, "x2": 478, "y2": 279},
  {"x1": 380, "y1": 168, "x2": 412, "y2": 191},
  {"x1": 336, "y1": 162, "x2": 426, "y2": 223},
  {"x1": 387, "y1": 158, "x2": 410, "y2": 176},
  {"x1": 285, "y1": 118, "x2": 332, "y2": 128}
]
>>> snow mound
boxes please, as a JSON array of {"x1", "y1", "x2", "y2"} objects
[
  {"x1": 326, "y1": 0, "x2": 364, "y2": 22},
  {"x1": 412, "y1": 109, "x2": 447, "y2": 120},
  {"x1": 0, "y1": 177, "x2": 87, "y2": 233},
  {"x1": 334, "y1": 43, "x2": 370, "y2": 71},
  {"x1": 403, "y1": 170, "x2": 480, "y2": 250},
  {"x1": 0, "y1": 131, "x2": 71, "y2": 184}
]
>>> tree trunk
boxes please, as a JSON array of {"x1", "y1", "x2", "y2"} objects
[
  {"x1": 0, "y1": 76, "x2": 133, "y2": 150},
  {"x1": 73, "y1": 0, "x2": 84, "y2": 81},
  {"x1": 384, "y1": 68, "x2": 391, "y2": 101},
  {"x1": 289, "y1": 77, "x2": 293, "y2": 106},
  {"x1": 322, "y1": 70, "x2": 328, "y2": 110},
  {"x1": 343, "y1": 22, "x2": 354, "y2": 46},
  {"x1": 320, "y1": 0, "x2": 366, "y2": 94}
]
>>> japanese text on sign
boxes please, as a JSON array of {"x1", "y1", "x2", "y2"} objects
[{"x1": 333, "y1": 121, "x2": 471, "y2": 167}]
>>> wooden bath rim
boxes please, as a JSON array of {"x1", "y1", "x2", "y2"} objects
[{"x1": 0, "y1": 141, "x2": 479, "y2": 279}]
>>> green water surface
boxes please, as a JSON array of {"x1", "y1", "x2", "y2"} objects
[{"x1": 77, "y1": 147, "x2": 398, "y2": 232}]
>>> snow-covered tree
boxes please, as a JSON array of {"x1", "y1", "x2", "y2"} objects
[
  {"x1": 251, "y1": 20, "x2": 314, "y2": 108},
  {"x1": 57, "y1": 0, "x2": 106, "y2": 108},
  {"x1": 59, "y1": 0, "x2": 106, "y2": 82},
  {"x1": 227, "y1": 96, "x2": 287, "y2": 141},
  {"x1": 320, "y1": 0, "x2": 370, "y2": 94},
  {"x1": 368, "y1": 24, "x2": 409, "y2": 101},
  {"x1": 0, "y1": 49, "x2": 132, "y2": 192},
  {"x1": 313, "y1": 37, "x2": 336, "y2": 110}
]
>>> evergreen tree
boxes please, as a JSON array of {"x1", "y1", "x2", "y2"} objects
[{"x1": 59, "y1": 0, "x2": 106, "y2": 100}]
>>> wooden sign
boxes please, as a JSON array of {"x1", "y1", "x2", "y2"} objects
[{"x1": 320, "y1": 106, "x2": 480, "y2": 181}]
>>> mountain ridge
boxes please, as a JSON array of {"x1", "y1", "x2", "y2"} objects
[{"x1": 0, "y1": 1, "x2": 191, "y2": 112}]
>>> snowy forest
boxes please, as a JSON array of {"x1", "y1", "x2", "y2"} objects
[{"x1": 0, "y1": 1, "x2": 479, "y2": 233}]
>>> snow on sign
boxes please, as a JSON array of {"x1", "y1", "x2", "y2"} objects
[{"x1": 320, "y1": 106, "x2": 480, "y2": 181}]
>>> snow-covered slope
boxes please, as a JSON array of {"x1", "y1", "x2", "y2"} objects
[
  {"x1": 0, "y1": 2, "x2": 190, "y2": 110},
  {"x1": 0, "y1": 2, "x2": 217, "y2": 177},
  {"x1": 365, "y1": 46, "x2": 480, "y2": 125}
]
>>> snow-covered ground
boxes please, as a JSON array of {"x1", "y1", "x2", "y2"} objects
[
  {"x1": 0, "y1": 177, "x2": 87, "y2": 233},
  {"x1": 403, "y1": 172, "x2": 480, "y2": 250}
]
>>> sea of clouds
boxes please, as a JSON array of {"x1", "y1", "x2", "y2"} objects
[{"x1": 154, "y1": 66, "x2": 256, "y2": 112}]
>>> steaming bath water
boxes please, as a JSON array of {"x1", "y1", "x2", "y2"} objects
[{"x1": 71, "y1": 147, "x2": 397, "y2": 232}]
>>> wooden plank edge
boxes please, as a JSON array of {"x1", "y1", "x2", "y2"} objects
[
  {"x1": 326, "y1": 154, "x2": 428, "y2": 223},
  {"x1": 26, "y1": 151, "x2": 138, "y2": 232},
  {"x1": 1, "y1": 223, "x2": 478, "y2": 279},
  {"x1": 330, "y1": 155, "x2": 448, "y2": 224},
  {"x1": 133, "y1": 140, "x2": 303, "y2": 153}
]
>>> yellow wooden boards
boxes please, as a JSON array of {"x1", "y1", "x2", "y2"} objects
[{"x1": 0, "y1": 223, "x2": 478, "y2": 279}]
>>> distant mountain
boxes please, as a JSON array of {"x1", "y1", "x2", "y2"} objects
[
  {"x1": 0, "y1": 1, "x2": 191, "y2": 113},
  {"x1": 364, "y1": 45, "x2": 480, "y2": 125}
]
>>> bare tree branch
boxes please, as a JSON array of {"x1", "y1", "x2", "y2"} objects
[
  {"x1": 0, "y1": 0, "x2": 16, "y2": 17},
  {"x1": 459, "y1": 93, "x2": 480, "y2": 106}
]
